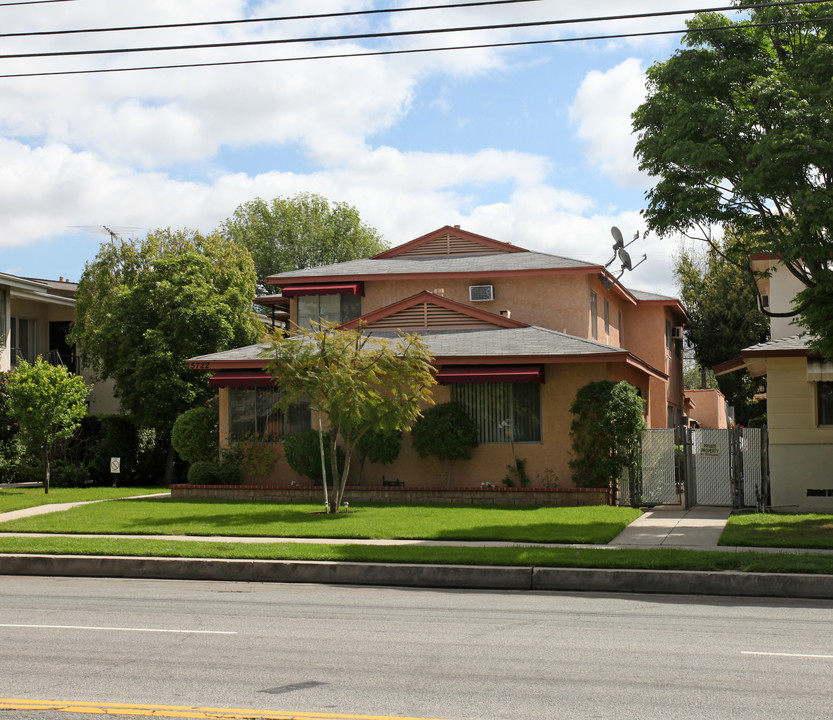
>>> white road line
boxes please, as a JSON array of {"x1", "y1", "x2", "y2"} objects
[
  {"x1": 0, "y1": 623, "x2": 236, "y2": 634},
  {"x1": 742, "y1": 651, "x2": 833, "y2": 659}
]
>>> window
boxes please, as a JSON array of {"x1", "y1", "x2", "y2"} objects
[
  {"x1": 10, "y1": 317, "x2": 37, "y2": 365},
  {"x1": 604, "y1": 298, "x2": 610, "y2": 335},
  {"x1": 297, "y1": 294, "x2": 361, "y2": 328},
  {"x1": 452, "y1": 383, "x2": 542, "y2": 443},
  {"x1": 228, "y1": 387, "x2": 311, "y2": 442},
  {"x1": 590, "y1": 290, "x2": 598, "y2": 340},
  {"x1": 666, "y1": 319, "x2": 672, "y2": 351},
  {"x1": 618, "y1": 310, "x2": 623, "y2": 345},
  {"x1": 0, "y1": 290, "x2": 5, "y2": 348},
  {"x1": 818, "y1": 382, "x2": 833, "y2": 426}
]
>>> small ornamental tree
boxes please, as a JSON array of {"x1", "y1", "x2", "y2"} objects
[
  {"x1": 411, "y1": 401, "x2": 479, "y2": 485},
  {"x1": 7, "y1": 359, "x2": 90, "y2": 493},
  {"x1": 569, "y1": 381, "x2": 645, "y2": 494},
  {"x1": 261, "y1": 321, "x2": 436, "y2": 512},
  {"x1": 172, "y1": 405, "x2": 219, "y2": 465}
]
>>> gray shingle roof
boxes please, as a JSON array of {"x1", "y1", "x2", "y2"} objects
[
  {"x1": 743, "y1": 334, "x2": 814, "y2": 354},
  {"x1": 629, "y1": 289, "x2": 677, "y2": 302},
  {"x1": 189, "y1": 326, "x2": 629, "y2": 364},
  {"x1": 267, "y1": 251, "x2": 598, "y2": 283}
]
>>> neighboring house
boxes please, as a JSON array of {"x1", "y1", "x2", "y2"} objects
[
  {"x1": 189, "y1": 226, "x2": 687, "y2": 488},
  {"x1": 683, "y1": 388, "x2": 731, "y2": 429},
  {"x1": 0, "y1": 272, "x2": 118, "y2": 414},
  {"x1": 716, "y1": 254, "x2": 833, "y2": 511}
]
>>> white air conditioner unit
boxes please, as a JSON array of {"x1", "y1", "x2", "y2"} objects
[
  {"x1": 469, "y1": 284, "x2": 495, "y2": 302},
  {"x1": 671, "y1": 326, "x2": 684, "y2": 340}
]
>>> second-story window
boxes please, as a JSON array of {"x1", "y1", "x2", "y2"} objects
[
  {"x1": 590, "y1": 290, "x2": 598, "y2": 340},
  {"x1": 604, "y1": 298, "x2": 610, "y2": 335},
  {"x1": 297, "y1": 294, "x2": 362, "y2": 328}
]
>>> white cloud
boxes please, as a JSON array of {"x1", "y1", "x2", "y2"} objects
[{"x1": 569, "y1": 57, "x2": 648, "y2": 188}]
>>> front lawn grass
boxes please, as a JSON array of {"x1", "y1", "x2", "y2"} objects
[
  {"x1": 0, "y1": 498, "x2": 640, "y2": 544},
  {"x1": 0, "y1": 535, "x2": 832, "y2": 575},
  {"x1": 0, "y1": 486, "x2": 167, "y2": 513},
  {"x1": 722, "y1": 512, "x2": 833, "y2": 549}
]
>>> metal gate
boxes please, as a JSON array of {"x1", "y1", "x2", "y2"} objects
[{"x1": 622, "y1": 427, "x2": 769, "y2": 509}]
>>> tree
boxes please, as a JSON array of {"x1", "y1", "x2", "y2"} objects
[
  {"x1": 70, "y1": 229, "x2": 260, "y2": 481},
  {"x1": 674, "y1": 233, "x2": 769, "y2": 425},
  {"x1": 172, "y1": 405, "x2": 218, "y2": 465},
  {"x1": 219, "y1": 192, "x2": 388, "y2": 289},
  {"x1": 261, "y1": 322, "x2": 436, "y2": 512},
  {"x1": 7, "y1": 359, "x2": 89, "y2": 493},
  {"x1": 569, "y1": 381, "x2": 645, "y2": 494},
  {"x1": 632, "y1": 1, "x2": 833, "y2": 357},
  {"x1": 411, "y1": 401, "x2": 479, "y2": 486}
]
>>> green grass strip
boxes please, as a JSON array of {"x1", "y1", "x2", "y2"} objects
[
  {"x1": 1, "y1": 535, "x2": 832, "y2": 574},
  {"x1": 723, "y1": 513, "x2": 833, "y2": 549},
  {"x1": 0, "y1": 487, "x2": 166, "y2": 513},
  {"x1": 0, "y1": 499, "x2": 641, "y2": 544}
]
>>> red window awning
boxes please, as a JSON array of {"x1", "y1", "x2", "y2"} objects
[
  {"x1": 208, "y1": 370, "x2": 276, "y2": 388},
  {"x1": 436, "y1": 365, "x2": 545, "y2": 385},
  {"x1": 281, "y1": 282, "x2": 364, "y2": 298}
]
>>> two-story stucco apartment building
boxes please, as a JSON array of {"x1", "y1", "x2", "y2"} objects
[
  {"x1": 717, "y1": 254, "x2": 833, "y2": 511},
  {"x1": 189, "y1": 226, "x2": 687, "y2": 488}
]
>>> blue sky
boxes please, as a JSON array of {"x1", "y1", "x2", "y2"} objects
[{"x1": 0, "y1": 0, "x2": 735, "y2": 295}]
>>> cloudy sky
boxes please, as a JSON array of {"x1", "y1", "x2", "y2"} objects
[{"x1": 0, "y1": 0, "x2": 736, "y2": 296}]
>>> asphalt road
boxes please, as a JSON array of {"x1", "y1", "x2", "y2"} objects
[{"x1": 1, "y1": 576, "x2": 832, "y2": 720}]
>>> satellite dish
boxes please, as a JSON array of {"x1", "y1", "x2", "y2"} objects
[
  {"x1": 611, "y1": 226, "x2": 624, "y2": 248},
  {"x1": 618, "y1": 247, "x2": 632, "y2": 271}
]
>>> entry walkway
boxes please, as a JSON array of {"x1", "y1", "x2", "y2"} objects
[{"x1": 609, "y1": 506, "x2": 732, "y2": 548}]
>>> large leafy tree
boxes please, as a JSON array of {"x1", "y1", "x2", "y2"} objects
[
  {"x1": 219, "y1": 192, "x2": 388, "y2": 288},
  {"x1": 261, "y1": 321, "x2": 436, "y2": 512},
  {"x1": 675, "y1": 233, "x2": 769, "y2": 425},
  {"x1": 71, "y1": 229, "x2": 260, "y2": 479},
  {"x1": 633, "y1": 1, "x2": 833, "y2": 357},
  {"x1": 7, "y1": 359, "x2": 89, "y2": 493}
]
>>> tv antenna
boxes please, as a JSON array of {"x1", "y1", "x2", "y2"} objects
[
  {"x1": 600, "y1": 226, "x2": 647, "y2": 289},
  {"x1": 71, "y1": 225, "x2": 141, "y2": 241}
]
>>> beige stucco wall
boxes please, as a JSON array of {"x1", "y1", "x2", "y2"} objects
[
  {"x1": 766, "y1": 356, "x2": 833, "y2": 511},
  {"x1": 223, "y1": 360, "x2": 654, "y2": 490},
  {"x1": 622, "y1": 303, "x2": 684, "y2": 427},
  {"x1": 290, "y1": 273, "x2": 635, "y2": 348},
  {"x1": 684, "y1": 389, "x2": 729, "y2": 429}
]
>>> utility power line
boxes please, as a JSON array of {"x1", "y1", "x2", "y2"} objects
[
  {"x1": 1, "y1": 0, "x2": 829, "y2": 58},
  {"x1": 0, "y1": 2, "x2": 830, "y2": 78},
  {"x1": 0, "y1": 0, "x2": 540, "y2": 38}
]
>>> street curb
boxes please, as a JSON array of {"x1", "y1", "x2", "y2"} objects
[{"x1": 2, "y1": 554, "x2": 833, "y2": 598}]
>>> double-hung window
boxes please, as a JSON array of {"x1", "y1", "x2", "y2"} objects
[
  {"x1": 452, "y1": 382, "x2": 542, "y2": 444},
  {"x1": 818, "y1": 382, "x2": 833, "y2": 426}
]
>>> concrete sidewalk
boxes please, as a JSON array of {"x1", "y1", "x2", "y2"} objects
[{"x1": 609, "y1": 506, "x2": 732, "y2": 549}]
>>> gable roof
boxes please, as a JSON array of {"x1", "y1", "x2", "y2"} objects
[
  {"x1": 266, "y1": 249, "x2": 601, "y2": 286},
  {"x1": 188, "y1": 325, "x2": 666, "y2": 380},
  {"x1": 372, "y1": 225, "x2": 528, "y2": 259},
  {"x1": 340, "y1": 290, "x2": 528, "y2": 332}
]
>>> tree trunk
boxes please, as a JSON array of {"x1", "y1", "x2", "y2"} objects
[
  {"x1": 164, "y1": 441, "x2": 176, "y2": 485},
  {"x1": 43, "y1": 448, "x2": 50, "y2": 494}
]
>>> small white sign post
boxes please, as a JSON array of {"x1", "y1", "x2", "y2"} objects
[{"x1": 110, "y1": 457, "x2": 121, "y2": 487}]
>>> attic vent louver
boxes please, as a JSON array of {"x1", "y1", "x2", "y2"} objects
[{"x1": 469, "y1": 285, "x2": 494, "y2": 302}]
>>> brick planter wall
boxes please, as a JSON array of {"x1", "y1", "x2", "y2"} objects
[{"x1": 170, "y1": 484, "x2": 611, "y2": 506}]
